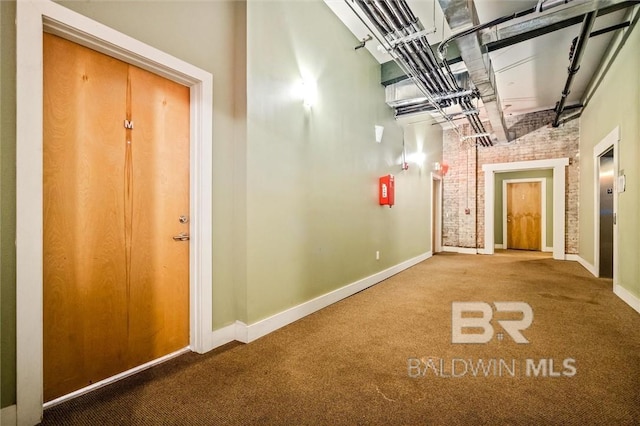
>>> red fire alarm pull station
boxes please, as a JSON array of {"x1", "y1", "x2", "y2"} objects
[{"x1": 379, "y1": 174, "x2": 395, "y2": 207}]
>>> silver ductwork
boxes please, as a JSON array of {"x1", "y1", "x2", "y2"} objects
[
  {"x1": 385, "y1": 71, "x2": 474, "y2": 108},
  {"x1": 385, "y1": 79, "x2": 428, "y2": 108}
]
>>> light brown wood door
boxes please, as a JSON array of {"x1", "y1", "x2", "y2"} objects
[
  {"x1": 506, "y1": 182, "x2": 542, "y2": 251},
  {"x1": 43, "y1": 33, "x2": 190, "y2": 402}
]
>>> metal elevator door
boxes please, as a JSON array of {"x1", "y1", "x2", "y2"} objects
[{"x1": 599, "y1": 150, "x2": 614, "y2": 278}]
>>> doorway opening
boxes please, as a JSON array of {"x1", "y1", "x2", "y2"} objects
[
  {"x1": 598, "y1": 148, "x2": 615, "y2": 278},
  {"x1": 593, "y1": 127, "x2": 619, "y2": 280},
  {"x1": 16, "y1": 1, "x2": 213, "y2": 423}
]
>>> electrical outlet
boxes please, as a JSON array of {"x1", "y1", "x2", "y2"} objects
[{"x1": 376, "y1": 251, "x2": 380, "y2": 260}]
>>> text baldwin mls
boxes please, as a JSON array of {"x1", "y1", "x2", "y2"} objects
[{"x1": 408, "y1": 357, "x2": 577, "y2": 378}]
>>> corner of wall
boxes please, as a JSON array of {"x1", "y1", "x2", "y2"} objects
[
  {"x1": 232, "y1": 0, "x2": 248, "y2": 326},
  {"x1": 1, "y1": 0, "x2": 18, "y2": 410}
]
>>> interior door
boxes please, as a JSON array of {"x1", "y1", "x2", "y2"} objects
[
  {"x1": 506, "y1": 182, "x2": 542, "y2": 251},
  {"x1": 598, "y1": 150, "x2": 614, "y2": 278},
  {"x1": 43, "y1": 33, "x2": 190, "y2": 402}
]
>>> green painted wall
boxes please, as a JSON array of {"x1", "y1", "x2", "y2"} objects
[
  {"x1": 579, "y1": 21, "x2": 639, "y2": 298},
  {"x1": 494, "y1": 170, "x2": 553, "y2": 247},
  {"x1": 244, "y1": 1, "x2": 440, "y2": 323},
  {"x1": 0, "y1": 0, "x2": 442, "y2": 407}
]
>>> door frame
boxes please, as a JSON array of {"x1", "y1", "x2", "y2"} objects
[
  {"x1": 483, "y1": 158, "x2": 568, "y2": 259},
  {"x1": 502, "y1": 178, "x2": 546, "y2": 251},
  {"x1": 430, "y1": 173, "x2": 443, "y2": 253},
  {"x1": 16, "y1": 1, "x2": 213, "y2": 423},
  {"x1": 593, "y1": 126, "x2": 619, "y2": 280}
]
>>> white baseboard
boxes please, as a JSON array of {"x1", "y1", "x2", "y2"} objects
[
  {"x1": 208, "y1": 251, "x2": 433, "y2": 346},
  {"x1": 1, "y1": 405, "x2": 16, "y2": 426},
  {"x1": 457, "y1": 247, "x2": 478, "y2": 254},
  {"x1": 566, "y1": 254, "x2": 598, "y2": 277},
  {"x1": 239, "y1": 251, "x2": 432, "y2": 343},
  {"x1": 202, "y1": 322, "x2": 238, "y2": 352},
  {"x1": 614, "y1": 284, "x2": 640, "y2": 314},
  {"x1": 494, "y1": 244, "x2": 504, "y2": 249},
  {"x1": 43, "y1": 347, "x2": 190, "y2": 409},
  {"x1": 566, "y1": 255, "x2": 639, "y2": 315},
  {"x1": 442, "y1": 246, "x2": 478, "y2": 254}
]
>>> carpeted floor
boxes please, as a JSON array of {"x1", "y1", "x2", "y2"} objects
[{"x1": 42, "y1": 252, "x2": 640, "y2": 425}]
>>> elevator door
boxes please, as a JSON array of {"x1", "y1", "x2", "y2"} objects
[
  {"x1": 43, "y1": 33, "x2": 190, "y2": 402},
  {"x1": 599, "y1": 150, "x2": 614, "y2": 278}
]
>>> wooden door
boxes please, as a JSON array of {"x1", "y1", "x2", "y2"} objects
[
  {"x1": 506, "y1": 182, "x2": 542, "y2": 251},
  {"x1": 43, "y1": 33, "x2": 190, "y2": 402}
]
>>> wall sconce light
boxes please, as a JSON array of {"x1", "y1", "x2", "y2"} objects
[
  {"x1": 293, "y1": 77, "x2": 317, "y2": 108},
  {"x1": 375, "y1": 125, "x2": 384, "y2": 143},
  {"x1": 406, "y1": 152, "x2": 426, "y2": 167},
  {"x1": 295, "y1": 78, "x2": 317, "y2": 108}
]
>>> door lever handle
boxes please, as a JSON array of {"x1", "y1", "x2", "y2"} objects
[{"x1": 173, "y1": 232, "x2": 190, "y2": 241}]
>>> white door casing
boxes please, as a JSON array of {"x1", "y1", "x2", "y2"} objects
[{"x1": 483, "y1": 158, "x2": 569, "y2": 260}]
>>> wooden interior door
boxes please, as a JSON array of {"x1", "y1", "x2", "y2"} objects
[
  {"x1": 506, "y1": 182, "x2": 542, "y2": 251},
  {"x1": 43, "y1": 33, "x2": 190, "y2": 402}
]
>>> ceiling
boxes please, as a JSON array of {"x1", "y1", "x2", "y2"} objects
[{"x1": 325, "y1": 0, "x2": 637, "y2": 140}]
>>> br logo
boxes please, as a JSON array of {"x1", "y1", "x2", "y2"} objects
[{"x1": 451, "y1": 302, "x2": 533, "y2": 344}]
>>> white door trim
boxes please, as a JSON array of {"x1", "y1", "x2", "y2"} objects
[
  {"x1": 16, "y1": 1, "x2": 213, "y2": 424},
  {"x1": 430, "y1": 173, "x2": 443, "y2": 253},
  {"x1": 502, "y1": 178, "x2": 546, "y2": 251},
  {"x1": 593, "y1": 126, "x2": 620, "y2": 281},
  {"x1": 483, "y1": 158, "x2": 568, "y2": 259}
]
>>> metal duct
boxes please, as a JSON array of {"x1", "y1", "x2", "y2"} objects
[
  {"x1": 385, "y1": 72, "x2": 474, "y2": 108},
  {"x1": 385, "y1": 79, "x2": 428, "y2": 108},
  {"x1": 438, "y1": 0, "x2": 508, "y2": 145}
]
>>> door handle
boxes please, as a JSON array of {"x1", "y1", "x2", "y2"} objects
[{"x1": 173, "y1": 232, "x2": 190, "y2": 241}]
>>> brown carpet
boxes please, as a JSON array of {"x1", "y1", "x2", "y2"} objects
[{"x1": 42, "y1": 252, "x2": 640, "y2": 425}]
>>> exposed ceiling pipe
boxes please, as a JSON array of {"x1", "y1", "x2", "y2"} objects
[
  {"x1": 344, "y1": 0, "x2": 461, "y2": 131},
  {"x1": 538, "y1": 0, "x2": 573, "y2": 13},
  {"x1": 438, "y1": 0, "x2": 508, "y2": 145},
  {"x1": 480, "y1": 0, "x2": 636, "y2": 52},
  {"x1": 347, "y1": 0, "x2": 493, "y2": 143},
  {"x1": 437, "y1": 4, "x2": 540, "y2": 61},
  {"x1": 374, "y1": 0, "x2": 457, "y2": 97},
  {"x1": 589, "y1": 21, "x2": 631, "y2": 37},
  {"x1": 436, "y1": 0, "x2": 587, "y2": 62},
  {"x1": 552, "y1": 11, "x2": 596, "y2": 127}
]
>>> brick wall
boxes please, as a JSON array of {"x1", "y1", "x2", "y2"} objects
[{"x1": 442, "y1": 110, "x2": 580, "y2": 254}]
